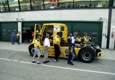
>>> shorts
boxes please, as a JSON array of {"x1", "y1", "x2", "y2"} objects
[{"x1": 33, "y1": 48, "x2": 41, "y2": 57}]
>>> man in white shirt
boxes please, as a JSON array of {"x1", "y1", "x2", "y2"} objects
[
  {"x1": 43, "y1": 35, "x2": 50, "y2": 63},
  {"x1": 71, "y1": 36, "x2": 75, "y2": 44},
  {"x1": 70, "y1": 34, "x2": 75, "y2": 46},
  {"x1": 67, "y1": 33, "x2": 75, "y2": 65}
]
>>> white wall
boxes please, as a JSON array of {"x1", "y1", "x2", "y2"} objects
[
  {"x1": 109, "y1": 9, "x2": 115, "y2": 49},
  {"x1": 0, "y1": 9, "x2": 108, "y2": 21},
  {"x1": 111, "y1": 9, "x2": 115, "y2": 26},
  {"x1": 0, "y1": 9, "x2": 109, "y2": 48}
]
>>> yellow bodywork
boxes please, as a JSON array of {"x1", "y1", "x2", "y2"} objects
[
  {"x1": 41, "y1": 23, "x2": 68, "y2": 43},
  {"x1": 30, "y1": 23, "x2": 81, "y2": 58},
  {"x1": 47, "y1": 46, "x2": 81, "y2": 58},
  {"x1": 29, "y1": 23, "x2": 101, "y2": 61}
]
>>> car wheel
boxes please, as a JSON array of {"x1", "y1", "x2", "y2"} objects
[
  {"x1": 79, "y1": 47, "x2": 95, "y2": 63},
  {"x1": 28, "y1": 44, "x2": 34, "y2": 56}
]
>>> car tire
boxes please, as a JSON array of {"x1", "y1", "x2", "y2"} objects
[
  {"x1": 78, "y1": 47, "x2": 95, "y2": 63},
  {"x1": 28, "y1": 44, "x2": 34, "y2": 56}
]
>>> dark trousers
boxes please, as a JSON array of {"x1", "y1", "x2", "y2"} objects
[
  {"x1": 54, "y1": 44, "x2": 61, "y2": 61},
  {"x1": 67, "y1": 48, "x2": 75, "y2": 63},
  {"x1": 11, "y1": 36, "x2": 16, "y2": 44},
  {"x1": 17, "y1": 37, "x2": 20, "y2": 44}
]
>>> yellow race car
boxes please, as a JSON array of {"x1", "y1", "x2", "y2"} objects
[{"x1": 28, "y1": 23, "x2": 102, "y2": 63}]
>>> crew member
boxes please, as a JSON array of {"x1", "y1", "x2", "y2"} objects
[
  {"x1": 53, "y1": 33, "x2": 61, "y2": 62},
  {"x1": 32, "y1": 40, "x2": 41, "y2": 64},
  {"x1": 76, "y1": 33, "x2": 82, "y2": 47},
  {"x1": 43, "y1": 34, "x2": 50, "y2": 63},
  {"x1": 82, "y1": 33, "x2": 90, "y2": 46},
  {"x1": 67, "y1": 33, "x2": 75, "y2": 65}
]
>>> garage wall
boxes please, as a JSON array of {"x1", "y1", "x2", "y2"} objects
[
  {"x1": 0, "y1": 22, "x2": 18, "y2": 42},
  {"x1": 0, "y1": 9, "x2": 108, "y2": 48},
  {"x1": 109, "y1": 9, "x2": 115, "y2": 49},
  {"x1": 22, "y1": 21, "x2": 102, "y2": 46},
  {"x1": 71, "y1": 21, "x2": 103, "y2": 46}
]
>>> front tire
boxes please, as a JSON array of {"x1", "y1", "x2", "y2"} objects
[
  {"x1": 78, "y1": 47, "x2": 95, "y2": 63},
  {"x1": 28, "y1": 44, "x2": 34, "y2": 56}
]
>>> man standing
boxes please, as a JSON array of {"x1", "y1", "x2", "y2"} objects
[
  {"x1": 43, "y1": 34, "x2": 50, "y2": 63},
  {"x1": 16, "y1": 32, "x2": 21, "y2": 44},
  {"x1": 67, "y1": 33, "x2": 75, "y2": 65},
  {"x1": 11, "y1": 31, "x2": 16, "y2": 45},
  {"x1": 32, "y1": 40, "x2": 41, "y2": 64},
  {"x1": 53, "y1": 34, "x2": 61, "y2": 62}
]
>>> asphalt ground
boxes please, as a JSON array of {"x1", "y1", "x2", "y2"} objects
[
  {"x1": 0, "y1": 42, "x2": 115, "y2": 80},
  {"x1": 0, "y1": 50, "x2": 115, "y2": 80}
]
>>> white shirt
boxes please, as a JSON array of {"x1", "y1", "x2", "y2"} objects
[
  {"x1": 71, "y1": 36, "x2": 75, "y2": 44},
  {"x1": 44, "y1": 38, "x2": 50, "y2": 47}
]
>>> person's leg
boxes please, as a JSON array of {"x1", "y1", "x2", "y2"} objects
[
  {"x1": 14, "y1": 36, "x2": 16, "y2": 44},
  {"x1": 32, "y1": 48, "x2": 38, "y2": 63},
  {"x1": 36, "y1": 48, "x2": 41, "y2": 64},
  {"x1": 67, "y1": 49, "x2": 74, "y2": 65},
  {"x1": 71, "y1": 50, "x2": 75, "y2": 62},
  {"x1": 37, "y1": 56, "x2": 40, "y2": 64},
  {"x1": 68, "y1": 56, "x2": 74, "y2": 65},
  {"x1": 54, "y1": 44, "x2": 57, "y2": 61},
  {"x1": 32, "y1": 54, "x2": 36, "y2": 63},
  {"x1": 43, "y1": 46, "x2": 50, "y2": 63},
  {"x1": 44, "y1": 46, "x2": 48, "y2": 59},
  {"x1": 44, "y1": 46, "x2": 49, "y2": 62},
  {"x1": 17, "y1": 37, "x2": 20, "y2": 44},
  {"x1": 55, "y1": 44, "x2": 61, "y2": 61},
  {"x1": 57, "y1": 45, "x2": 61, "y2": 61},
  {"x1": 67, "y1": 53, "x2": 72, "y2": 64},
  {"x1": 11, "y1": 37, "x2": 14, "y2": 44}
]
